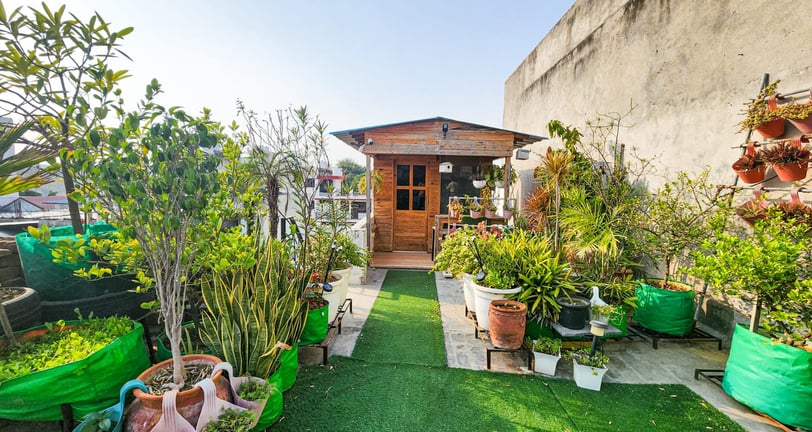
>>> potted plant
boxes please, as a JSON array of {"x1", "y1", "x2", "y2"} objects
[
  {"x1": 569, "y1": 348, "x2": 610, "y2": 391},
  {"x1": 448, "y1": 197, "x2": 464, "y2": 219},
  {"x1": 759, "y1": 138, "x2": 810, "y2": 182},
  {"x1": 511, "y1": 232, "x2": 578, "y2": 327},
  {"x1": 731, "y1": 142, "x2": 766, "y2": 184},
  {"x1": 0, "y1": 315, "x2": 150, "y2": 422},
  {"x1": 468, "y1": 229, "x2": 520, "y2": 330},
  {"x1": 471, "y1": 167, "x2": 487, "y2": 189},
  {"x1": 485, "y1": 164, "x2": 517, "y2": 188},
  {"x1": 66, "y1": 83, "x2": 233, "y2": 429},
  {"x1": 591, "y1": 304, "x2": 616, "y2": 324},
  {"x1": 528, "y1": 337, "x2": 562, "y2": 376},
  {"x1": 778, "y1": 91, "x2": 812, "y2": 133},
  {"x1": 488, "y1": 299, "x2": 526, "y2": 349},
  {"x1": 431, "y1": 225, "x2": 482, "y2": 314},
  {"x1": 464, "y1": 195, "x2": 483, "y2": 218},
  {"x1": 737, "y1": 81, "x2": 784, "y2": 139},
  {"x1": 637, "y1": 171, "x2": 718, "y2": 337},
  {"x1": 685, "y1": 209, "x2": 812, "y2": 430}
]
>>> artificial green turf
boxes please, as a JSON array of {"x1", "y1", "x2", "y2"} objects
[
  {"x1": 275, "y1": 270, "x2": 745, "y2": 431},
  {"x1": 277, "y1": 358, "x2": 744, "y2": 432},
  {"x1": 350, "y1": 270, "x2": 446, "y2": 367}
]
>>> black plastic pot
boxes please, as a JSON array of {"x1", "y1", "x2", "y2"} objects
[{"x1": 556, "y1": 296, "x2": 590, "y2": 330}]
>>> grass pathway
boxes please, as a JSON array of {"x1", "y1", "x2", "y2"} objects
[
  {"x1": 276, "y1": 270, "x2": 744, "y2": 431},
  {"x1": 350, "y1": 270, "x2": 446, "y2": 367}
]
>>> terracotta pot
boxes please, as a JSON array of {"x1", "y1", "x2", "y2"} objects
[
  {"x1": 732, "y1": 142, "x2": 765, "y2": 184},
  {"x1": 788, "y1": 116, "x2": 812, "y2": 134},
  {"x1": 488, "y1": 299, "x2": 526, "y2": 349},
  {"x1": 773, "y1": 161, "x2": 809, "y2": 182},
  {"x1": 755, "y1": 96, "x2": 784, "y2": 139},
  {"x1": 125, "y1": 354, "x2": 230, "y2": 432},
  {"x1": 484, "y1": 209, "x2": 498, "y2": 219},
  {"x1": 469, "y1": 210, "x2": 483, "y2": 219}
]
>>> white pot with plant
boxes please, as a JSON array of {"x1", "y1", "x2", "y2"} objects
[
  {"x1": 569, "y1": 348, "x2": 609, "y2": 391},
  {"x1": 529, "y1": 337, "x2": 562, "y2": 376}
]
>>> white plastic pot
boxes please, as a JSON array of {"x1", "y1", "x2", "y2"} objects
[
  {"x1": 323, "y1": 268, "x2": 350, "y2": 323},
  {"x1": 572, "y1": 359, "x2": 608, "y2": 391},
  {"x1": 532, "y1": 350, "x2": 561, "y2": 376},
  {"x1": 471, "y1": 279, "x2": 520, "y2": 330}
]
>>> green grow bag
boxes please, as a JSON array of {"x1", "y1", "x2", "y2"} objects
[
  {"x1": 15, "y1": 223, "x2": 136, "y2": 301},
  {"x1": 524, "y1": 319, "x2": 554, "y2": 340},
  {"x1": 299, "y1": 303, "x2": 329, "y2": 346},
  {"x1": 604, "y1": 305, "x2": 629, "y2": 339},
  {"x1": 723, "y1": 325, "x2": 812, "y2": 430},
  {"x1": 0, "y1": 320, "x2": 150, "y2": 421},
  {"x1": 251, "y1": 371, "x2": 283, "y2": 431},
  {"x1": 634, "y1": 280, "x2": 695, "y2": 336},
  {"x1": 273, "y1": 343, "x2": 299, "y2": 393}
]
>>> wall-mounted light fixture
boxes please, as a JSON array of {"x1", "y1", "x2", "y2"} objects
[
  {"x1": 439, "y1": 161, "x2": 454, "y2": 173},
  {"x1": 515, "y1": 148, "x2": 531, "y2": 160},
  {"x1": 442, "y1": 123, "x2": 448, "y2": 138}
]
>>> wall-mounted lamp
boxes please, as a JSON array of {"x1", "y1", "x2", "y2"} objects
[
  {"x1": 442, "y1": 123, "x2": 448, "y2": 138},
  {"x1": 439, "y1": 161, "x2": 454, "y2": 173},
  {"x1": 515, "y1": 148, "x2": 531, "y2": 160}
]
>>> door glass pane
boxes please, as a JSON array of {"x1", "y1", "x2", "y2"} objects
[
  {"x1": 396, "y1": 190, "x2": 410, "y2": 210},
  {"x1": 396, "y1": 165, "x2": 410, "y2": 186},
  {"x1": 413, "y1": 165, "x2": 426, "y2": 187},
  {"x1": 412, "y1": 190, "x2": 425, "y2": 211}
]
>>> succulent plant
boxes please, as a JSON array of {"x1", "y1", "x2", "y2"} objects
[{"x1": 760, "y1": 141, "x2": 810, "y2": 165}]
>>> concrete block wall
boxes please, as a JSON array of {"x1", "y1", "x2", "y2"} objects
[{"x1": 503, "y1": 0, "x2": 812, "y2": 342}]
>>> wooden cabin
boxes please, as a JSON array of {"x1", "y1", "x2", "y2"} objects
[{"x1": 332, "y1": 117, "x2": 543, "y2": 255}]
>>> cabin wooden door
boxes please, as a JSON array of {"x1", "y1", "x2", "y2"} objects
[{"x1": 392, "y1": 162, "x2": 428, "y2": 251}]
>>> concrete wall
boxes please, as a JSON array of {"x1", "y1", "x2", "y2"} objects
[
  {"x1": 503, "y1": 0, "x2": 812, "y2": 343},
  {"x1": 504, "y1": 0, "x2": 812, "y2": 190}
]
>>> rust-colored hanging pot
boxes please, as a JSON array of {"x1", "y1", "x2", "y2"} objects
[
  {"x1": 755, "y1": 95, "x2": 785, "y2": 139},
  {"x1": 732, "y1": 142, "x2": 765, "y2": 184},
  {"x1": 736, "y1": 185, "x2": 769, "y2": 227},
  {"x1": 772, "y1": 138, "x2": 810, "y2": 182}
]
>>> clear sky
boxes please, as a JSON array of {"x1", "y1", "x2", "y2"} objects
[{"x1": 5, "y1": 1, "x2": 574, "y2": 163}]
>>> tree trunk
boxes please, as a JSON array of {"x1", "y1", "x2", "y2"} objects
[
  {"x1": 266, "y1": 175, "x2": 280, "y2": 239},
  {"x1": 61, "y1": 160, "x2": 84, "y2": 235}
]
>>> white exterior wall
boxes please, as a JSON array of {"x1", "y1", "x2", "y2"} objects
[{"x1": 504, "y1": 0, "x2": 812, "y2": 195}]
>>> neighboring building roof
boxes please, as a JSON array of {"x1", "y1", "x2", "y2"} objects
[{"x1": 331, "y1": 116, "x2": 545, "y2": 152}]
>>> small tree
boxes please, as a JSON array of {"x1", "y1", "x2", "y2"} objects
[
  {"x1": 69, "y1": 81, "x2": 222, "y2": 388},
  {"x1": 0, "y1": 2, "x2": 132, "y2": 234},
  {"x1": 641, "y1": 170, "x2": 719, "y2": 287}
]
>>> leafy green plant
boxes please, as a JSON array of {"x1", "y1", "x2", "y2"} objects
[
  {"x1": 641, "y1": 170, "x2": 719, "y2": 288},
  {"x1": 508, "y1": 230, "x2": 578, "y2": 322},
  {"x1": 0, "y1": 315, "x2": 133, "y2": 382},
  {"x1": 737, "y1": 81, "x2": 781, "y2": 132},
  {"x1": 430, "y1": 226, "x2": 481, "y2": 276},
  {"x1": 202, "y1": 408, "x2": 254, "y2": 432},
  {"x1": 67, "y1": 81, "x2": 224, "y2": 387},
  {"x1": 485, "y1": 164, "x2": 517, "y2": 187},
  {"x1": 237, "y1": 378, "x2": 273, "y2": 402},
  {"x1": 591, "y1": 304, "x2": 616, "y2": 320},
  {"x1": 685, "y1": 210, "x2": 812, "y2": 349},
  {"x1": 0, "y1": 2, "x2": 134, "y2": 234},
  {"x1": 566, "y1": 347, "x2": 609, "y2": 368},
  {"x1": 759, "y1": 141, "x2": 810, "y2": 166},
  {"x1": 77, "y1": 411, "x2": 116, "y2": 432},
  {"x1": 529, "y1": 337, "x2": 562, "y2": 355}
]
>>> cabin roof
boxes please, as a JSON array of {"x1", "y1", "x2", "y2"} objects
[{"x1": 331, "y1": 116, "x2": 545, "y2": 150}]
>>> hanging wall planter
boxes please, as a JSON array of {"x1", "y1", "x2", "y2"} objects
[
  {"x1": 761, "y1": 138, "x2": 810, "y2": 182},
  {"x1": 732, "y1": 142, "x2": 766, "y2": 184},
  {"x1": 755, "y1": 96, "x2": 785, "y2": 139},
  {"x1": 779, "y1": 89, "x2": 812, "y2": 133}
]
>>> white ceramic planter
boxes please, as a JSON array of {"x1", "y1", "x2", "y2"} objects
[
  {"x1": 572, "y1": 359, "x2": 608, "y2": 391},
  {"x1": 532, "y1": 350, "x2": 561, "y2": 376},
  {"x1": 471, "y1": 280, "x2": 520, "y2": 330},
  {"x1": 461, "y1": 273, "x2": 476, "y2": 316},
  {"x1": 323, "y1": 268, "x2": 350, "y2": 323}
]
